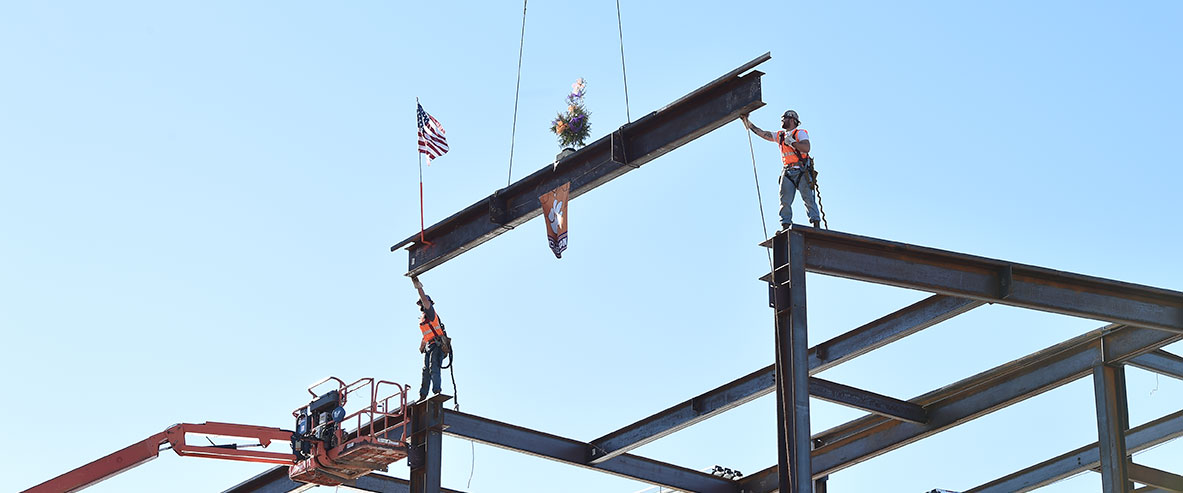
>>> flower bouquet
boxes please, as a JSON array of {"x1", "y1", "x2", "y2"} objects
[{"x1": 549, "y1": 78, "x2": 592, "y2": 152}]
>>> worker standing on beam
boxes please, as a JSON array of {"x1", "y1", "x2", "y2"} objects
[
  {"x1": 741, "y1": 110, "x2": 821, "y2": 230},
  {"x1": 412, "y1": 276, "x2": 450, "y2": 401}
]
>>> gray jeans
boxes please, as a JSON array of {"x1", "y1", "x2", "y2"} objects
[{"x1": 779, "y1": 167, "x2": 820, "y2": 225}]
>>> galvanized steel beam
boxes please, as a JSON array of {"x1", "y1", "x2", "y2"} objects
[
  {"x1": 1127, "y1": 463, "x2": 1183, "y2": 493},
  {"x1": 438, "y1": 409, "x2": 737, "y2": 493},
  {"x1": 586, "y1": 294, "x2": 977, "y2": 464},
  {"x1": 963, "y1": 409, "x2": 1183, "y2": 492},
  {"x1": 738, "y1": 324, "x2": 1182, "y2": 492},
  {"x1": 392, "y1": 53, "x2": 770, "y2": 276},
  {"x1": 768, "y1": 228, "x2": 1183, "y2": 334},
  {"x1": 1129, "y1": 350, "x2": 1183, "y2": 381}
]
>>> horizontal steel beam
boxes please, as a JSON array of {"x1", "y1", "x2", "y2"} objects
[
  {"x1": 763, "y1": 228, "x2": 1183, "y2": 333},
  {"x1": 809, "y1": 377, "x2": 927, "y2": 424},
  {"x1": 221, "y1": 466, "x2": 466, "y2": 493},
  {"x1": 438, "y1": 409, "x2": 737, "y2": 493},
  {"x1": 587, "y1": 295, "x2": 976, "y2": 464},
  {"x1": 964, "y1": 409, "x2": 1183, "y2": 492},
  {"x1": 1129, "y1": 350, "x2": 1183, "y2": 381},
  {"x1": 393, "y1": 53, "x2": 770, "y2": 276},
  {"x1": 1128, "y1": 463, "x2": 1183, "y2": 493},
  {"x1": 738, "y1": 324, "x2": 1183, "y2": 492}
]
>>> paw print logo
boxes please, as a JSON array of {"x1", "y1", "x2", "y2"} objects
[{"x1": 548, "y1": 199, "x2": 565, "y2": 234}]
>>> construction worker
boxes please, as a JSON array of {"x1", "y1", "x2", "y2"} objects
[
  {"x1": 741, "y1": 110, "x2": 820, "y2": 229},
  {"x1": 412, "y1": 276, "x2": 450, "y2": 401}
]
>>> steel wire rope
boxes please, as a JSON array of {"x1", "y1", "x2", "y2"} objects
[
  {"x1": 507, "y1": 0, "x2": 528, "y2": 186},
  {"x1": 615, "y1": 0, "x2": 631, "y2": 122}
]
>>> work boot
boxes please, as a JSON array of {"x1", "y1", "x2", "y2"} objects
[
  {"x1": 810, "y1": 219, "x2": 820, "y2": 228},
  {"x1": 780, "y1": 223, "x2": 791, "y2": 231}
]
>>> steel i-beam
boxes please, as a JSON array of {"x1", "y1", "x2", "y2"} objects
[
  {"x1": 771, "y1": 228, "x2": 812, "y2": 492},
  {"x1": 1094, "y1": 364, "x2": 1132, "y2": 493},
  {"x1": 586, "y1": 294, "x2": 976, "y2": 464},
  {"x1": 409, "y1": 394, "x2": 450, "y2": 493},
  {"x1": 774, "y1": 228, "x2": 1183, "y2": 334},
  {"x1": 392, "y1": 53, "x2": 770, "y2": 276}
]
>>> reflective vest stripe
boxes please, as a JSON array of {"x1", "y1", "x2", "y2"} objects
[
  {"x1": 420, "y1": 314, "x2": 443, "y2": 343},
  {"x1": 777, "y1": 129, "x2": 809, "y2": 168}
]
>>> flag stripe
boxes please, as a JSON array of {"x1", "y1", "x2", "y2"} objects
[{"x1": 417, "y1": 103, "x2": 449, "y2": 161}]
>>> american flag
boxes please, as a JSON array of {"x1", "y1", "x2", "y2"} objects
[{"x1": 417, "y1": 103, "x2": 449, "y2": 162}]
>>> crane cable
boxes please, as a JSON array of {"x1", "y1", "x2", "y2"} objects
[
  {"x1": 506, "y1": 0, "x2": 528, "y2": 186},
  {"x1": 615, "y1": 0, "x2": 631, "y2": 122}
]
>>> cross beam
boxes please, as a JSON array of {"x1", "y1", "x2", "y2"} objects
[
  {"x1": 739, "y1": 323, "x2": 1183, "y2": 492},
  {"x1": 587, "y1": 294, "x2": 977, "y2": 464},
  {"x1": 761, "y1": 228, "x2": 1183, "y2": 334},
  {"x1": 392, "y1": 53, "x2": 770, "y2": 276}
]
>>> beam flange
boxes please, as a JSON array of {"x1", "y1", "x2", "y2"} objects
[
  {"x1": 761, "y1": 228, "x2": 1183, "y2": 333},
  {"x1": 1129, "y1": 350, "x2": 1183, "y2": 381},
  {"x1": 1128, "y1": 463, "x2": 1183, "y2": 493},
  {"x1": 586, "y1": 294, "x2": 977, "y2": 464},
  {"x1": 392, "y1": 53, "x2": 770, "y2": 276}
]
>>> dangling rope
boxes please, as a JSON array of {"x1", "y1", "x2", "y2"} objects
[
  {"x1": 808, "y1": 163, "x2": 829, "y2": 229},
  {"x1": 744, "y1": 125, "x2": 773, "y2": 268},
  {"x1": 507, "y1": 0, "x2": 528, "y2": 186},
  {"x1": 615, "y1": 0, "x2": 631, "y2": 122}
]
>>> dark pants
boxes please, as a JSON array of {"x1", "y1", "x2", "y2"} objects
[{"x1": 419, "y1": 342, "x2": 444, "y2": 399}]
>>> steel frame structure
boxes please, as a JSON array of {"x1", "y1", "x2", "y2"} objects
[{"x1": 222, "y1": 55, "x2": 1183, "y2": 493}]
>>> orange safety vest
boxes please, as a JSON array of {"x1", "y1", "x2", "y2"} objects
[
  {"x1": 419, "y1": 311, "x2": 445, "y2": 344},
  {"x1": 777, "y1": 129, "x2": 810, "y2": 168}
]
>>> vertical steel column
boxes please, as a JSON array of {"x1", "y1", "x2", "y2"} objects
[
  {"x1": 409, "y1": 396, "x2": 447, "y2": 493},
  {"x1": 1093, "y1": 363, "x2": 1131, "y2": 493},
  {"x1": 772, "y1": 229, "x2": 813, "y2": 492}
]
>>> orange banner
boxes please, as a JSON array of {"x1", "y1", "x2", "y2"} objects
[{"x1": 539, "y1": 182, "x2": 570, "y2": 258}]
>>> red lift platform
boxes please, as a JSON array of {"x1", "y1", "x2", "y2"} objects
[{"x1": 24, "y1": 376, "x2": 411, "y2": 493}]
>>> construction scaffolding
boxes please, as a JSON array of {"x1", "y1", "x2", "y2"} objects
[{"x1": 219, "y1": 54, "x2": 1183, "y2": 493}]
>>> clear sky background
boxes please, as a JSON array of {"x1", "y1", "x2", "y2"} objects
[{"x1": 3, "y1": 1, "x2": 1181, "y2": 492}]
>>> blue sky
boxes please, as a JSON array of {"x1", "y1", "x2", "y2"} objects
[{"x1": 3, "y1": 1, "x2": 1181, "y2": 492}]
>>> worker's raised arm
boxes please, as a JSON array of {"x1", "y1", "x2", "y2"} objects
[
  {"x1": 411, "y1": 276, "x2": 432, "y2": 311},
  {"x1": 740, "y1": 114, "x2": 775, "y2": 142}
]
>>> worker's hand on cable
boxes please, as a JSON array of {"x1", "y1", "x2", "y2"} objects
[{"x1": 739, "y1": 114, "x2": 750, "y2": 126}]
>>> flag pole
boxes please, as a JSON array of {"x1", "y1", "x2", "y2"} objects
[{"x1": 416, "y1": 98, "x2": 432, "y2": 246}]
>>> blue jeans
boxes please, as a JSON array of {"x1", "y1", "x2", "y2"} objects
[
  {"x1": 779, "y1": 166, "x2": 820, "y2": 225},
  {"x1": 419, "y1": 342, "x2": 444, "y2": 399}
]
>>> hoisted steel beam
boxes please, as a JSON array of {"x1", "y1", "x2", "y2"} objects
[
  {"x1": 392, "y1": 53, "x2": 770, "y2": 276},
  {"x1": 762, "y1": 228, "x2": 1183, "y2": 334}
]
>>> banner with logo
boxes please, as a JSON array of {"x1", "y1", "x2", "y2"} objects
[{"x1": 539, "y1": 182, "x2": 570, "y2": 258}]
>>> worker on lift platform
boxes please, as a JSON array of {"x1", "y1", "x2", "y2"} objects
[
  {"x1": 741, "y1": 109, "x2": 821, "y2": 230},
  {"x1": 412, "y1": 276, "x2": 451, "y2": 401}
]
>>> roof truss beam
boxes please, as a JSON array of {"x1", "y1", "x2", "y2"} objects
[
  {"x1": 776, "y1": 228, "x2": 1183, "y2": 334},
  {"x1": 587, "y1": 294, "x2": 975, "y2": 464}
]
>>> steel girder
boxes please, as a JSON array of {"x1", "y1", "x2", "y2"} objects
[
  {"x1": 1129, "y1": 350, "x2": 1183, "y2": 381},
  {"x1": 437, "y1": 409, "x2": 738, "y2": 493},
  {"x1": 964, "y1": 409, "x2": 1183, "y2": 492},
  {"x1": 391, "y1": 53, "x2": 770, "y2": 276},
  {"x1": 738, "y1": 324, "x2": 1183, "y2": 492},
  {"x1": 587, "y1": 294, "x2": 980, "y2": 464},
  {"x1": 762, "y1": 228, "x2": 1183, "y2": 334}
]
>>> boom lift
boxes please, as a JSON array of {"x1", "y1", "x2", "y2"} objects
[{"x1": 25, "y1": 376, "x2": 411, "y2": 493}]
